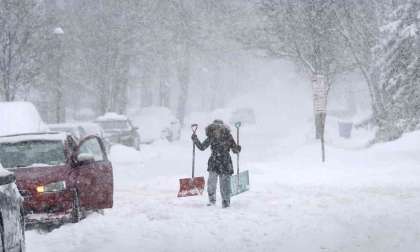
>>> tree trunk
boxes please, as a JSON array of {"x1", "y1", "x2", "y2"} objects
[
  {"x1": 140, "y1": 75, "x2": 153, "y2": 108},
  {"x1": 159, "y1": 60, "x2": 170, "y2": 108},
  {"x1": 55, "y1": 87, "x2": 64, "y2": 123},
  {"x1": 209, "y1": 64, "x2": 221, "y2": 110}
]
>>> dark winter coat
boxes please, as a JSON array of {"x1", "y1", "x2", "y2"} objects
[{"x1": 192, "y1": 120, "x2": 240, "y2": 175}]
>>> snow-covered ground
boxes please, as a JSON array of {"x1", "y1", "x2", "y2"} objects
[
  {"x1": 26, "y1": 110, "x2": 420, "y2": 251},
  {"x1": 25, "y1": 72, "x2": 420, "y2": 252}
]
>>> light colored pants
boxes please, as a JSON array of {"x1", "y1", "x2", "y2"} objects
[{"x1": 208, "y1": 171, "x2": 231, "y2": 206}]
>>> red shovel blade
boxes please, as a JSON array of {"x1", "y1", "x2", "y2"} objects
[{"x1": 177, "y1": 177, "x2": 205, "y2": 197}]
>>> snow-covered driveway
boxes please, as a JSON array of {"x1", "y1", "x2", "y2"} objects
[{"x1": 26, "y1": 125, "x2": 420, "y2": 252}]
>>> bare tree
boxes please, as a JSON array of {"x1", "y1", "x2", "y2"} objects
[
  {"x1": 0, "y1": 0, "x2": 46, "y2": 101},
  {"x1": 249, "y1": 0, "x2": 353, "y2": 137}
]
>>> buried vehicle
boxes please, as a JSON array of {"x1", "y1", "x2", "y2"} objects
[
  {"x1": 48, "y1": 122, "x2": 111, "y2": 153},
  {"x1": 48, "y1": 122, "x2": 106, "y2": 140},
  {"x1": 0, "y1": 163, "x2": 25, "y2": 251},
  {"x1": 0, "y1": 132, "x2": 113, "y2": 227},
  {"x1": 94, "y1": 113, "x2": 140, "y2": 150}
]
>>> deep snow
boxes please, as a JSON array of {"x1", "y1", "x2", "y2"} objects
[
  {"x1": 25, "y1": 111, "x2": 420, "y2": 251},
  {"x1": 25, "y1": 68, "x2": 420, "y2": 252}
]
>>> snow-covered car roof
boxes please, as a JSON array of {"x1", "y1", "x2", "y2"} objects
[
  {"x1": 0, "y1": 132, "x2": 68, "y2": 144},
  {"x1": 48, "y1": 123, "x2": 81, "y2": 129},
  {"x1": 77, "y1": 122, "x2": 104, "y2": 134},
  {"x1": 49, "y1": 122, "x2": 104, "y2": 137},
  {"x1": 0, "y1": 101, "x2": 48, "y2": 136},
  {"x1": 77, "y1": 122, "x2": 104, "y2": 137},
  {"x1": 95, "y1": 112, "x2": 128, "y2": 122},
  {"x1": 48, "y1": 123, "x2": 83, "y2": 139}
]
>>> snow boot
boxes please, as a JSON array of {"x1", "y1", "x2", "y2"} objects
[
  {"x1": 222, "y1": 200, "x2": 230, "y2": 208},
  {"x1": 207, "y1": 200, "x2": 216, "y2": 206}
]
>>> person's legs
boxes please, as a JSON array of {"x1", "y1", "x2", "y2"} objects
[
  {"x1": 207, "y1": 171, "x2": 218, "y2": 204},
  {"x1": 220, "y1": 173, "x2": 231, "y2": 208}
]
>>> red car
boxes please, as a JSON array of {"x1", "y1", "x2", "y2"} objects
[{"x1": 0, "y1": 132, "x2": 113, "y2": 227}]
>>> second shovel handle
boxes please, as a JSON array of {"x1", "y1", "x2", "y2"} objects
[{"x1": 235, "y1": 122, "x2": 240, "y2": 175}]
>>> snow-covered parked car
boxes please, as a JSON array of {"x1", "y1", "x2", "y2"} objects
[
  {"x1": 48, "y1": 122, "x2": 111, "y2": 153},
  {"x1": 0, "y1": 132, "x2": 113, "y2": 227},
  {"x1": 49, "y1": 122, "x2": 105, "y2": 140},
  {"x1": 94, "y1": 113, "x2": 140, "y2": 150},
  {"x1": 0, "y1": 101, "x2": 48, "y2": 136},
  {"x1": 78, "y1": 122, "x2": 106, "y2": 138},
  {"x1": 48, "y1": 123, "x2": 85, "y2": 140},
  {"x1": 132, "y1": 106, "x2": 181, "y2": 143},
  {"x1": 0, "y1": 163, "x2": 25, "y2": 251}
]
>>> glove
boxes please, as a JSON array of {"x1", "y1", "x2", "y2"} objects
[
  {"x1": 191, "y1": 134, "x2": 198, "y2": 141},
  {"x1": 233, "y1": 145, "x2": 241, "y2": 153}
]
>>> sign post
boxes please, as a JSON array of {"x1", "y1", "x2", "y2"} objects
[{"x1": 312, "y1": 74, "x2": 327, "y2": 162}]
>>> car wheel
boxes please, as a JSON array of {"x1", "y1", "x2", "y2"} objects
[{"x1": 71, "y1": 190, "x2": 82, "y2": 223}]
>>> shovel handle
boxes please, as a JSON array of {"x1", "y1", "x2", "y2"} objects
[
  {"x1": 191, "y1": 124, "x2": 198, "y2": 134},
  {"x1": 235, "y1": 122, "x2": 241, "y2": 177},
  {"x1": 235, "y1": 122, "x2": 241, "y2": 145},
  {"x1": 191, "y1": 124, "x2": 198, "y2": 178}
]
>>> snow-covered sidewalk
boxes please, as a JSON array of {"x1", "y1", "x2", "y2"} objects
[{"x1": 26, "y1": 126, "x2": 420, "y2": 252}]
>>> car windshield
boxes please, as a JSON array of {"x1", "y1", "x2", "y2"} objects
[
  {"x1": 97, "y1": 120, "x2": 130, "y2": 131},
  {"x1": 0, "y1": 140, "x2": 66, "y2": 169}
]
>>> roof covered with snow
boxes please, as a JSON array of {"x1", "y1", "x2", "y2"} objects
[
  {"x1": 48, "y1": 123, "x2": 81, "y2": 129},
  {"x1": 0, "y1": 102, "x2": 48, "y2": 136}
]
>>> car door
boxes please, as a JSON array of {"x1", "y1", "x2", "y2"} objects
[{"x1": 76, "y1": 136, "x2": 113, "y2": 210}]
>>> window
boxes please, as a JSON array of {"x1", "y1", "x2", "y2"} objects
[
  {"x1": 79, "y1": 138, "x2": 104, "y2": 162},
  {"x1": 0, "y1": 140, "x2": 65, "y2": 169}
]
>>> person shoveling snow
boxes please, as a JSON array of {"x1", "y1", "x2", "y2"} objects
[{"x1": 192, "y1": 120, "x2": 241, "y2": 208}]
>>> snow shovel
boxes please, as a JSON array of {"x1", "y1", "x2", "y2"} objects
[
  {"x1": 230, "y1": 122, "x2": 250, "y2": 196},
  {"x1": 177, "y1": 124, "x2": 205, "y2": 197}
]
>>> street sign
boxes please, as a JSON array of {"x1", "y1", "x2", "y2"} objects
[
  {"x1": 312, "y1": 74, "x2": 327, "y2": 162},
  {"x1": 312, "y1": 74, "x2": 327, "y2": 113}
]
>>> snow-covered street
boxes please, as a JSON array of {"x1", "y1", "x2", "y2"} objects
[
  {"x1": 1, "y1": 1, "x2": 418, "y2": 251},
  {"x1": 26, "y1": 120, "x2": 420, "y2": 252}
]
